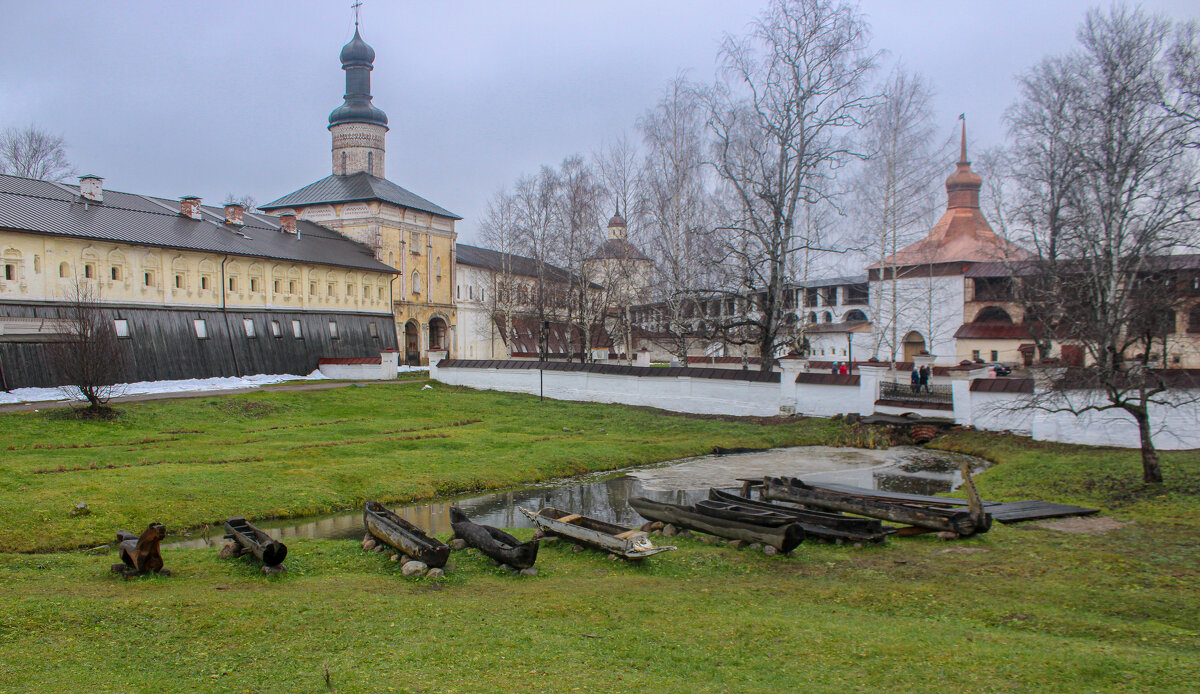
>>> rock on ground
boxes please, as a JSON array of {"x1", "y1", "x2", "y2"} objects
[
  {"x1": 763, "y1": 545, "x2": 778, "y2": 556},
  {"x1": 401, "y1": 561, "x2": 429, "y2": 578},
  {"x1": 362, "y1": 538, "x2": 377, "y2": 551},
  {"x1": 218, "y1": 542, "x2": 240, "y2": 559},
  {"x1": 426, "y1": 568, "x2": 445, "y2": 579},
  {"x1": 520, "y1": 568, "x2": 538, "y2": 577},
  {"x1": 262, "y1": 564, "x2": 286, "y2": 575},
  {"x1": 662, "y1": 524, "x2": 678, "y2": 537},
  {"x1": 450, "y1": 539, "x2": 467, "y2": 551}
]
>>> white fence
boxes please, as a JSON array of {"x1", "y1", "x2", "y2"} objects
[{"x1": 432, "y1": 358, "x2": 1200, "y2": 450}]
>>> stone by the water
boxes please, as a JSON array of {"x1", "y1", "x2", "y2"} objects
[
  {"x1": 650, "y1": 522, "x2": 664, "y2": 531},
  {"x1": 763, "y1": 545, "x2": 778, "y2": 556},
  {"x1": 362, "y1": 538, "x2": 377, "y2": 552},
  {"x1": 663, "y1": 524, "x2": 678, "y2": 537},
  {"x1": 426, "y1": 568, "x2": 445, "y2": 579},
  {"x1": 374, "y1": 545, "x2": 386, "y2": 553},
  {"x1": 572, "y1": 544, "x2": 585, "y2": 553},
  {"x1": 520, "y1": 568, "x2": 538, "y2": 577},
  {"x1": 450, "y1": 539, "x2": 467, "y2": 551},
  {"x1": 747, "y1": 542, "x2": 762, "y2": 551},
  {"x1": 936, "y1": 531, "x2": 960, "y2": 540},
  {"x1": 390, "y1": 553, "x2": 400, "y2": 562},
  {"x1": 401, "y1": 561, "x2": 428, "y2": 578}
]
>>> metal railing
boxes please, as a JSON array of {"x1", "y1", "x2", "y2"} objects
[{"x1": 880, "y1": 380, "x2": 954, "y2": 404}]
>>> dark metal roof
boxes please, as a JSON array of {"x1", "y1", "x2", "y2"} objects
[
  {"x1": 953, "y1": 322, "x2": 1033, "y2": 339},
  {"x1": 0, "y1": 174, "x2": 396, "y2": 274},
  {"x1": 455, "y1": 243, "x2": 573, "y2": 283},
  {"x1": 965, "y1": 255, "x2": 1200, "y2": 278},
  {"x1": 794, "y1": 373, "x2": 860, "y2": 386},
  {"x1": 589, "y1": 238, "x2": 650, "y2": 261},
  {"x1": 971, "y1": 377, "x2": 1034, "y2": 393},
  {"x1": 261, "y1": 172, "x2": 460, "y2": 220},
  {"x1": 786, "y1": 275, "x2": 868, "y2": 288}
]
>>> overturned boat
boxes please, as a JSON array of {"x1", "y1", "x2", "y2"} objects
[
  {"x1": 518, "y1": 506, "x2": 675, "y2": 560},
  {"x1": 363, "y1": 501, "x2": 450, "y2": 568},
  {"x1": 450, "y1": 507, "x2": 539, "y2": 569},
  {"x1": 629, "y1": 496, "x2": 806, "y2": 553},
  {"x1": 705, "y1": 489, "x2": 891, "y2": 543}
]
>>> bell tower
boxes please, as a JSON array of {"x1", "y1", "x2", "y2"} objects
[{"x1": 328, "y1": 24, "x2": 388, "y2": 178}]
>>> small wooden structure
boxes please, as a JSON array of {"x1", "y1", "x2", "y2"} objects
[
  {"x1": 111, "y1": 523, "x2": 169, "y2": 576},
  {"x1": 363, "y1": 501, "x2": 450, "y2": 568},
  {"x1": 449, "y1": 507, "x2": 539, "y2": 569},
  {"x1": 222, "y1": 517, "x2": 288, "y2": 569},
  {"x1": 519, "y1": 506, "x2": 675, "y2": 559}
]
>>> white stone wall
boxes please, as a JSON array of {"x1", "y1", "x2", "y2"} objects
[
  {"x1": 869, "y1": 274, "x2": 965, "y2": 364},
  {"x1": 454, "y1": 265, "x2": 501, "y2": 359},
  {"x1": 434, "y1": 365, "x2": 780, "y2": 417},
  {"x1": 793, "y1": 383, "x2": 862, "y2": 417}
]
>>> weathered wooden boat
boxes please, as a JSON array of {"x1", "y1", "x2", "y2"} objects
[
  {"x1": 702, "y1": 490, "x2": 891, "y2": 543},
  {"x1": 629, "y1": 497, "x2": 806, "y2": 553},
  {"x1": 449, "y1": 507, "x2": 539, "y2": 569},
  {"x1": 518, "y1": 506, "x2": 675, "y2": 559},
  {"x1": 363, "y1": 501, "x2": 450, "y2": 568},
  {"x1": 223, "y1": 517, "x2": 288, "y2": 567},
  {"x1": 694, "y1": 499, "x2": 795, "y2": 526},
  {"x1": 762, "y1": 477, "x2": 992, "y2": 536}
]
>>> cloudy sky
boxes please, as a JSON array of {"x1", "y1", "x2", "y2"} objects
[{"x1": 2, "y1": 1, "x2": 1196, "y2": 242}]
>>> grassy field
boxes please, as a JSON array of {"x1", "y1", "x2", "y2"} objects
[{"x1": 0, "y1": 383, "x2": 1197, "y2": 692}]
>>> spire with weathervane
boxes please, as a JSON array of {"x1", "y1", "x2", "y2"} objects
[{"x1": 329, "y1": 2, "x2": 388, "y2": 178}]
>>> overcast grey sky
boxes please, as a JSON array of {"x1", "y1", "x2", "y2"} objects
[{"x1": 2, "y1": 1, "x2": 1196, "y2": 242}]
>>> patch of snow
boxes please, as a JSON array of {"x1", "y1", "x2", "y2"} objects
[
  {"x1": 398, "y1": 365, "x2": 430, "y2": 373},
  {"x1": 0, "y1": 371, "x2": 327, "y2": 405}
]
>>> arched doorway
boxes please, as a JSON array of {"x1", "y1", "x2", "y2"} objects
[
  {"x1": 903, "y1": 331, "x2": 926, "y2": 361},
  {"x1": 428, "y1": 316, "x2": 447, "y2": 352},
  {"x1": 404, "y1": 320, "x2": 420, "y2": 365}
]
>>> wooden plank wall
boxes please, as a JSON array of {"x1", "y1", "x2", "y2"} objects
[{"x1": 0, "y1": 303, "x2": 398, "y2": 389}]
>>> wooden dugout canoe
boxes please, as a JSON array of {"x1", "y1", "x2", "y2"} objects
[
  {"x1": 628, "y1": 496, "x2": 806, "y2": 553},
  {"x1": 706, "y1": 489, "x2": 891, "y2": 543},
  {"x1": 363, "y1": 501, "x2": 450, "y2": 568},
  {"x1": 223, "y1": 517, "x2": 288, "y2": 567},
  {"x1": 518, "y1": 506, "x2": 675, "y2": 559},
  {"x1": 449, "y1": 507, "x2": 539, "y2": 569}
]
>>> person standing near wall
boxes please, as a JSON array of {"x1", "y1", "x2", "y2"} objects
[{"x1": 911, "y1": 366, "x2": 920, "y2": 393}]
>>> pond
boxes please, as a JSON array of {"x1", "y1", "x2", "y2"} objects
[{"x1": 166, "y1": 445, "x2": 988, "y2": 549}]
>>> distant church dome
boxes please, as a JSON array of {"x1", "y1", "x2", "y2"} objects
[{"x1": 608, "y1": 212, "x2": 626, "y2": 228}]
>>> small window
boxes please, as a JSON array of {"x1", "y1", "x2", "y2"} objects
[
  {"x1": 346, "y1": 283, "x2": 354, "y2": 297},
  {"x1": 435, "y1": 257, "x2": 442, "y2": 278},
  {"x1": 114, "y1": 319, "x2": 129, "y2": 338},
  {"x1": 292, "y1": 320, "x2": 302, "y2": 339},
  {"x1": 368, "y1": 322, "x2": 378, "y2": 338},
  {"x1": 110, "y1": 266, "x2": 121, "y2": 281},
  {"x1": 971, "y1": 350, "x2": 981, "y2": 361},
  {"x1": 327, "y1": 283, "x2": 335, "y2": 297},
  {"x1": 456, "y1": 285, "x2": 461, "y2": 299},
  {"x1": 143, "y1": 271, "x2": 154, "y2": 287},
  {"x1": 377, "y1": 287, "x2": 384, "y2": 300},
  {"x1": 228, "y1": 276, "x2": 237, "y2": 292},
  {"x1": 193, "y1": 319, "x2": 208, "y2": 339},
  {"x1": 243, "y1": 319, "x2": 256, "y2": 338},
  {"x1": 201, "y1": 275, "x2": 210, "y2": 290},
  {"x1": 469, "y1": 286, "x2": 473, "y2": 300},
  {"x1": 272, "y1": 279, "x2": 279, "y2": 293},
  {"x1": 271, "y1": 320, "x2": 281, "y2": 338},
  {"x1": 310, "y1": 281, "x2": 316, "y2": 296},
  {"x1": 59, "y1": 262, "x2": 70, "y2": 278},
  {"x1": 480, "y1": 289, "x2": 484, "y2": 302},
  {"x1": 991, "y1": 350, "x2": 999, "y2": 362},
  {"x1": 250, "y1": 277, "x2": 258, "y2": 292},
  {"x1": 3, "y1": 264, "x2": 13, "y2": 281},
  {"x1": 174, "y1": 274, "x2": 183, "y2": 289},
  {"x1": 84, "y1": 264, "x2": 95, "y2": 279},
  {"x1": 289, "y1": 280, "x2": 296, "y2": 295},
  {"x1": 329, "y1": 321, "x2": 339, "y2": 339}
]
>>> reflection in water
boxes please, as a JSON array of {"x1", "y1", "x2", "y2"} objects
[{"x1": 165, "y1": 445, "x2": 987, "y2": 549}]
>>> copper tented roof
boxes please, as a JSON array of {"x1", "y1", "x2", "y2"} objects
[{"x1": 953, "y1": 322, "x2": 1034, "y2": 340}]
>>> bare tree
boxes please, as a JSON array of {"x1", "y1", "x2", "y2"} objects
[
  {"x1": 850, "y1": 66, "x2": 943, "y2": 362},
  {"x1": 0, "y1": 125, "x2": 75, "y2": 181},
  {"x1": 638, "y1": 74, "x2": 717, "y2": 365},
  {"x1": 46, "y1": 281, "x2": 124, "y2": 412},
  {"x1": 1007, "y1": 6, "x2": 1200, "y2": 483},
  {"x1": 510, "y1": 168, "x2": 565, "y2": 359},
  {"x1": 702, "y1": 0, "x2": 878, "y2": 371},
  {"x1": 556, "y1": 155, "x2": 608, "y2": 361}
]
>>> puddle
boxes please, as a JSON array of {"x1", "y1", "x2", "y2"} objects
[{"x1": 166, "y1": 445, "x2": 987, "y2": 549}]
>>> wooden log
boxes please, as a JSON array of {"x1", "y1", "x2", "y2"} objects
[
  {"x1": 363, "y1": 501, "x2": 449, "y2": 568},
  {"x1": 628, "y1": 497, "x2": 805, "y2": 553},
  {"x1": 114, "y1": 523, "x2": 167, "y2": 575},
  {"x1": 762, "y1": 478, "x2": 990, "y2": 536},
  {"x1": 223, "y1": 517, "x2": 288, "y2": 567},
  {"x1": 449, "y1": 507, "x2": 539, "y2": 570}
]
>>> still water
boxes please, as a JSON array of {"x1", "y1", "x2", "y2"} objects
[{"x1": 166, "y1": 445, "x2": 987, "y2": 549}]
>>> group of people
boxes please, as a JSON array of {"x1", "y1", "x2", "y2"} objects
[
  {"x1": 910, "y1": 364, "x2": 932, "y2": 393},
  {"x1": 830, "y1": 361, "x2": 850, "y2": 375}
]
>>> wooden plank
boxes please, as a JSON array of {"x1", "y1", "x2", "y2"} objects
[
  {"x1": 803, "y1": 481, "x2": 1001, "y2": 507},
  {"x1": 557, "y1": 514, "x2": 582, "y2": 524},
  {"x1": 989, "y1": 501, "x2": 1099, "y2": 523}
]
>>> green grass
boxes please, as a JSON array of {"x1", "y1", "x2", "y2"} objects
[
  {"x1": 0, "y1": 381, "x2": 841, "y2": 552},
  {"x1": 0, "y1": 384, "x2": 1197, "y2": 692}
]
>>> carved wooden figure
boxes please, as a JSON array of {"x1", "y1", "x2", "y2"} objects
[{"x1": 111, "y1": 523, "x2": 170, "y2": 576}]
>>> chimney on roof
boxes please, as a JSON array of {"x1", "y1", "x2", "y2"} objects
[
  {"x1": 279, "y1": 213, "x2": 297, "y2": 235},
  {"x1": 224, "y1": 203, "x2": 245, "y2": 226},
  {"x1": 78, "y1": 174, "x2": 103, "y2": 203},
  {"x1": 180, "y1": 196, "x2": 203, "y2": 220}
]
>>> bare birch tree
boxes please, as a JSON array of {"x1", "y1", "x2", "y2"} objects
[
  {"x1": 1007, "y1": 6, "x2": 1200, "y2": 483},
  {"x1": 46, "y1": 281, "x2": 124, "y2": 412},
  {"x1": 702, "y1": 0, "x2": 878, "y2": 371}
]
